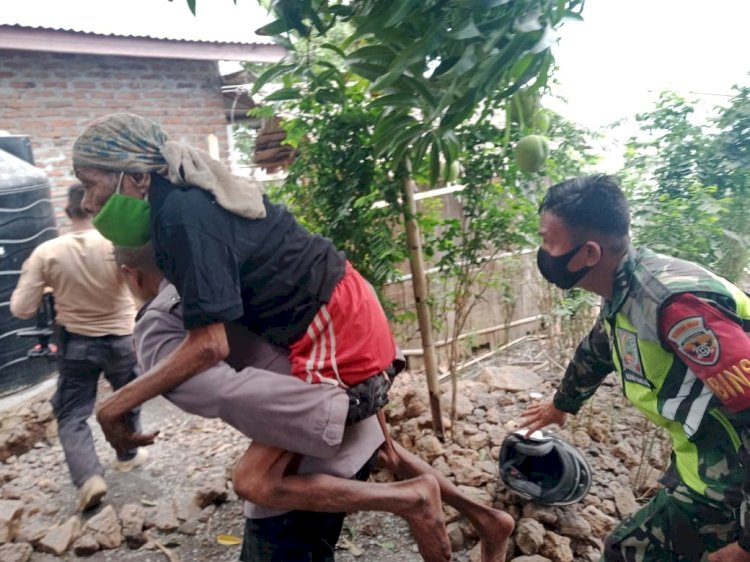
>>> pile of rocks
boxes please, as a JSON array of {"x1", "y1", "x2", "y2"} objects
[
  {"x1": 0, "y1": 452, "x2": 236, "y2": 562},
  {"x1": 0, "y1": 391, "x2": 251, "y2": 562},
  {"x1": 381, "y1": 363, "x2": 668, "y2": 562},
  {"x1": 0, "y1": 390, "x2": 56, "y2": 462}
]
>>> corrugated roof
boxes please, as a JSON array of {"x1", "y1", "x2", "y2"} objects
[{"x1": 1, "y1": 0, "x2": 277, "y2": 45}]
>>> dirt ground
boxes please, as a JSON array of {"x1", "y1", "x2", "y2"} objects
[
  {"x1": 14, "y1": 381, "x2": 466, "y2": 562},
  {"x1": 3, "y1": 336, "x2": 657, "y2": 562}
]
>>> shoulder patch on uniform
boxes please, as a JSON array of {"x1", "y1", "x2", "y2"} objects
[
  {"x1": 616, "y1": 328, "x2": 650, "y2": 388},
  {"x1": 667, "y1": 316, "x2": 720, "y2": 366}
]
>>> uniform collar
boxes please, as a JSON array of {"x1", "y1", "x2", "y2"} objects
[
  {"x1": 135, "y1": 278, "x2": 171, "y2": 322},
  {"x1": 601, "y1": 245, "x2": 638, "y2": 319},
  {"x1": 135, "y1": 297, "x2": 155, "y2": 322}
]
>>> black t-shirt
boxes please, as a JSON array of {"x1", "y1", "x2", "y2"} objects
[{"x1": 148, "y1": 174, "x2": 346, "y2": 347}]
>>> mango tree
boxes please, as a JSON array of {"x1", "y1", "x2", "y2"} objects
[{"x1": 184, "y1": 0, "x2": 585, "y2": 436}]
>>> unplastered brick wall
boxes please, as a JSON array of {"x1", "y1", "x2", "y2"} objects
[{"x1": 0, "y1": 49, "x2": 230, "y2": 226}]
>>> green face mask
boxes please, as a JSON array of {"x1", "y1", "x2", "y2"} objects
[{"x1": 92, "y1": 172, "x2": 152, "y2": 247}]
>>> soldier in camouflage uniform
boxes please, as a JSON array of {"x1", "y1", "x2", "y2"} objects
[{"x1": 521, "y1": 174, "x2": 750, "y2": 562}]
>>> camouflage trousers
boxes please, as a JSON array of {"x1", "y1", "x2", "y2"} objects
[{"x1": 601, "y1": 484, "x2": 738, "y2": 562}]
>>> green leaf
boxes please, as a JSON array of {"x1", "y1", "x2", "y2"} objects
[
  {"x1": 429, "y1": 137, "x2": 442, "y2": 186},
  {"x1": 562, "y1": 11, "x2": 585, "y2": 22},
  {"x1": 440, "y1": 90, "x2": 479, "y2": 129},
  {"x1": 348, "y1": 11, "x2": 387, "y2": 42},
  {"x1": 509, "y1": 52, "x2": 535, "y2": 81},
  {"x1": 269, "y1": 1, "x2": 310, "y2": 37},
  {"x1": 375, "y1": 122, "x2": 421, "y2": 158},
  {"x1": 319, "y1": 43, "x2": 348, "y2": 59},
  {"x1": 530, "y1": 50, "x2": 554, "y2": 90},
  {"x1": 477, "y1": 14, "x2": 513, "y2": 38},
  {"x1": 371, "y1": 70, "x2": 403, "y2": 92},
  {"x1": 373, "y1": 113, "x2": 417, "y2": 145},
  {"x1": 346, "y1": 45, "x2": 396, "y2": 65},
  {"x1": 311, "y1": 68, "x2": 336, "y2": 87},
  {"x1": 314, "y1": 59, "x2": 343, "y2": 73},
  {"x1": 384, "y1": 0, "x2": 421, "y2": 27},
  {"x1": 386, "y1": 31, "x2": 438, "y2": 78},
  {"x1": 410, "y1": 134, "x2": 432, "y2": 171},
  {"x1": 186, "y1": 0, "x2": 196, "y2": 16},
  {"x1": 451, "y1": 17, "x2": 481, "y2": 40},
  {"x1": 431, "y1": 56, "x2": 460, "y2": 77},
  {"x1": 314, "y1": 89, "x2": 344, "y2": 105},
  {"x1": 348, "y1": 62, "x2": 390, "y2": 82},
  {"x1": 251, "y1": 63, "x2": 296, "y2": 95},
  {"x1": 247, "y1": 106, "x2": 274, "y2": 119},
  {"x1": 264, "y1": 87, "x2": 302, "y2": 101},
  {"x1": 472, "y1": 34, "x2": 537, "y2": 96},
  {"x1": 497, "y1": 52, "x2": 547, "y2": 99},
  {"x1": 368, "y1": 93, "x2": 421, "y2": 109},
  {"x1": 437, "y1": 47, "x2": 480, "y2": 82},
  {"x1": 440, "y1": 100, "x2": 475, "y2": 129},
  {"x1": 443, "y1": 130, "x2": 461, "y2": 160},
  {"x1": 255, "y1": 18, "x2": 296, "y2": 36},
  {"x1": 393, "y1": 75, "x2": 438, "y2": 109},
  {"x1": 308, "y1": 11, "x2": 327, "y2": 35},
  {"x1": 380, "y1": 136, "x2": 417, "y2": 163}
]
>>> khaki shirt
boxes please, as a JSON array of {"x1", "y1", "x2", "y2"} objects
[
  {"x1": 10, "y1": 229, "x2": 135, "y2": 336},
  {"x1": 134, "y1": 281, "x2": 384, "y2": 519}
]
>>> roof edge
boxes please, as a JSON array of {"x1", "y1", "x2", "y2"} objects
[{"x1": 0, "y1": 26, "x2": 286, "y2": 62}]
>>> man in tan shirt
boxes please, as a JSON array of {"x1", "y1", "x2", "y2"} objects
[{"x1": 10, "y1": 184, "x2": 144, "y2": 511}]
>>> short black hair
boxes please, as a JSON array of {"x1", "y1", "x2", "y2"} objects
[
  {"x1": 65, "y1": 184, "x2": 88, "y2": 220},
  {"x1": 539, "y1": 174, "x2": 630, "y2": 238},
  {"x1": 113, "y1": 242, "x2": 160, "y2": 274}
]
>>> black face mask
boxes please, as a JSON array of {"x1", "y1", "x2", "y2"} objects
[{"x1": 537, "y1": 243, "x2": 594, "y2": 290}]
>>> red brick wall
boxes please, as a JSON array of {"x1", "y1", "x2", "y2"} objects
[{"x1": 0, "y1": 49, "x2": 230, "y2": 225}]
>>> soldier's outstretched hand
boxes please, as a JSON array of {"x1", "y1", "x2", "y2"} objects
[{"x1": 519, "y1": 400, "x2": 568, "y2": 437}]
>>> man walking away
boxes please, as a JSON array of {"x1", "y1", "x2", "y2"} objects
[{"x1": 11, "y1": 184, "x2": 145, "y2": 511}]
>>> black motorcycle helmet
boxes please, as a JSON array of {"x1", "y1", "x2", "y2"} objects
[{"x1": 499, "y1": 430, "x2": 592, "y2": 506}]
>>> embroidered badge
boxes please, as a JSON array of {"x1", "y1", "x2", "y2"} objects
[
  {"x1": 667, "y1": 316, "x2": 720, "y2": 366},
  {"x1": 616, "y1": 328, "x2": 650, "y2": 388}
]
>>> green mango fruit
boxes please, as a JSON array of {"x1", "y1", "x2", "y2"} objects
[
  {"x1": 534, "y1": 111, "x2": 550, "y2": 134},
  {"x1": 509, "y1": 88, "x2": 541, "y2": 127},
  {"x1": 514, "y1": 135, "x2": 549, "y2": 173}
]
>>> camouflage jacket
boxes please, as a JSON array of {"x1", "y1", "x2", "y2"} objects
[{"x1": 553, "y1": 246, "x2": 750, "y2": 548}]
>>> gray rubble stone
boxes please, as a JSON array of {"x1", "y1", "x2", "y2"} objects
[{"x1": 0, "y1": 542, "x2": 33, "y2": 562}]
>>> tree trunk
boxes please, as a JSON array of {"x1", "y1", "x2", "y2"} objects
[{"x1": 401, "y1": 166, "x2": 444, "y2": 438}]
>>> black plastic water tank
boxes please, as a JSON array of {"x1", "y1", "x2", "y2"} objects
[
  {"x1": 0, "y1": 149, "x2": 58, "y2": 396},
  {"x1": 0, "y1": 136, "x2": 34, "y2": 166}
]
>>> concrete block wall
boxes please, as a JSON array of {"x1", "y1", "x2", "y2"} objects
[{"x1": 0, "y1": 49, "x2": 230, "y2": 224}]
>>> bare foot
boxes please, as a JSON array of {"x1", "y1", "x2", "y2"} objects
[
  {"x1": 377, "y1": 440, "x2": 509, "y2": 560},
  {"x1": 399, "y1": 474, "x2": 452, "y2": 562},
  {"x1": 474, "y1": 507, "x2": 515, "y2": 562}
]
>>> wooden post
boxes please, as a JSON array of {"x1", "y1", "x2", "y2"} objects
[
  {"x1": 401, "y1": 163, "x2": 444, "y2": 438},
  {"x1": 207, "y1": 134, "x2": 220, "y2": 160}
]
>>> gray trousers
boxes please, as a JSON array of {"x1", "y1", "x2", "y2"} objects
[{"x1": 51, "y1": 332, "x2": 141, "y2": 488}]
